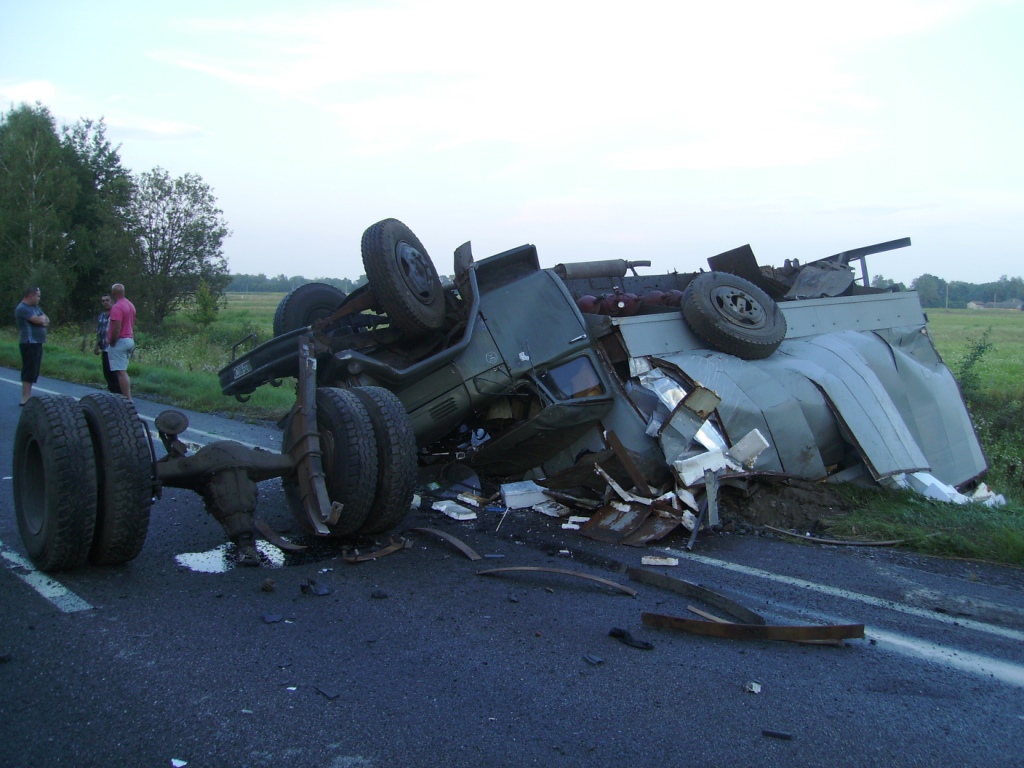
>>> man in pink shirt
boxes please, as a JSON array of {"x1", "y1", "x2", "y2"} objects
[{"x1": 108, "y1": 283, "x2": 137, "y2": 401}]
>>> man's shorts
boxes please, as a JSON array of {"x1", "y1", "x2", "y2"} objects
[
  {"x1": 19, "y1": 343, "x2": 43, "y2": 383},
  {"x1": 108, "y1": 337, "x2": 136, "y2": 371}
]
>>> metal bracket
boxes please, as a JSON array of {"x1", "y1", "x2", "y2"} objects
[{"x1": 289, "y1": 334, "x2": 342, "y2": 534}]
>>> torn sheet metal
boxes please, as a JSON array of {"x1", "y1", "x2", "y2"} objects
[
  {"x1": 611, "y1": 291, "x2": 985, "y2": 487},
  {"x1": 579, "y1": 502, "x2": 651, "y2": 543}
]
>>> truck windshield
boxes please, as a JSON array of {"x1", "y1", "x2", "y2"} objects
[{"x1": 537, "y1": 357, "x2": 605, "y2": 400}]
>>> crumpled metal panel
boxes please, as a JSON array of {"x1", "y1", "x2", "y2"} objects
[
  {"x1": 856, "y1": 327, "x2": 985, "y2": 486},
  {"x1": 651, "y1": 326, "x2": 985, "y2": 486},
  {"x1": 770, "y1": 335, "x2": 930, "y2": 479},
  {"x1": 608, "y1": 292, "x2": 985, "y2": 487},
  {"x1": 656, "y1": 355, "x2": 827, "y2": 478}
]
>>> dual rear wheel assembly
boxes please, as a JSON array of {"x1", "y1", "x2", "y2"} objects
[{"x1": 13, "y1": 393, "x2": 154, "y2": 572}]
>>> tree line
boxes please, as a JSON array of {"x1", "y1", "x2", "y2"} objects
[
  {"x1": 873, "y1": 274, "x2": 1024, "y2": 309},
  {"x1": 0, "y1": 102, "x2": 229, "y2": 328},
  {"x1": 227, "y1": 273, "x2": 367, "y2": 294}
]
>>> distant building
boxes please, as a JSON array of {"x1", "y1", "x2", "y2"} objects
[{"x1": 971, "y1": 299, "x2": 1024, "y2": 310}]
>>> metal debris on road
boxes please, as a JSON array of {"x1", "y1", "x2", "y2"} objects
[
  {"x1": 477, "y1": 566, "x2": 638, "y2": 596},
  {"x1": 300, "y1": 579, "x2": 332, "y2": 597},
  {"x1": 627, "y1": 567, "x2": 766, "y2": 625},
  {"x1": 608, "y1": 627, "x2": 654, "y2": 650},
  {"x1": 641, "y1": 612, "x2": 865, "y2": 643},
  {"x1": 343, "y1": 537, "x2": 408, "y2": 563},
  {"x1": 404, "y1": 527, "x2": 483, "y2": 561}
]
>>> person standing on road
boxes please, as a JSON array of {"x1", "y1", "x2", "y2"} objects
[
  {"x1": 93, "y1": 293, "x2": 122, "y2": 394},
  {"x1": 14, "y1": 286, "x2": 49, "y2": 405},
  {"x1": 108, "y1": 283, "x2": 136, "y2": 402}
]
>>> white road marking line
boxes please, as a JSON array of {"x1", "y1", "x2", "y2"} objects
[
  {"x1": 869, "y1": 628, "x2": 1024, "y2": 689},
  {"x1": 1, "y1": 541, "x2": 93, "y2": 613},
  {"x1": 3, "y1": 376, "x2": 269, "y2": 451},
  {"x1": 664, "y1": 549, "x2": 1024, "y2": 643}
]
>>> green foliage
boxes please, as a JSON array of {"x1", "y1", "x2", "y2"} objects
[
  {"x1": 0, "y1": 103, "x2": 78, "y2": 313},
  {"x1": 228, "y1": 273, "x2": 367, "y2": 293},
  {"x1": 953, "y1": 328, "x2": 993, "y2": 403},
  {"x1": 186, "y1": 279, "x2": 221, "y2": 327},
  {"x1": 129, "y1": 167, "x2": 231, "y2": 326},
  {"x1": 828, "y1": 486, "x2": 1024, "y2": 564},
  {"x1": 59, "y1": 118, "x2": 137, "y2": 322}
]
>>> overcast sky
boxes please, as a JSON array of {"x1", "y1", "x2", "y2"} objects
[{"x1": 2, "y1": 0, "x2": 1022, "y2": 285}]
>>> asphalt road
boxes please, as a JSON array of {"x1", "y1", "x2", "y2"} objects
[{"x1": 2, "y1": 366, "x2": 1023, "y2": 768}]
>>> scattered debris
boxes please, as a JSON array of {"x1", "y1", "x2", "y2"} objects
[
  {"x1": 743, "y1": 681, "x2": 762, "y2": 694},
  {"x1": 260, "y1": 578, "x2": 276, "y2": 592},
  {"x1": 641, "y1": 611, "x2": 865, "y2": 643},
  {"x1": 579, "y1": 502, "x2": 651, "y2": 544},
  {"x1": 608, "y1": 627, "x2": 654, "y2": 650},
  {"x1": 316, "y1": 686, "x2": 341, "y2": 701},
  {"x1": 343, "y1": 537, "x2": 407, "y2": 563},
  {"x1": 432, "y1": 500, "x2": 477, "y2": 521},
  {"x1": 533, "y1": 500, "x2": 572, "y2": 518},
  {"x1": 583, "y1": 653, "x2": 604, "y2": 666},
  {"x1": 725, "y1": 429, "x2": 771, "y2": 469},
  {"x1": 640, "y1": 556, "x2": 679, "y2": 567},
  {"x1": 477, "y1": 566, "x2": 638, "y2": 596},
  {"x1": 884, "y1": 472, "x2": 1007, "y2": 507},
  {"x1": 674, "y1": 451, "x2": 729, "y2": 486},
  {"x1": 405, "y1": 527, "x2": 483, "y2": 561},
  {"x1": 171, "y1": 760, "x2": 188, "y2": 767},
  {"x1": 762, "y1": 730, "x2": 793, "y2": 741},
  {"x1": 627, "y1": 567, "x2": 766, "y2": 625},
  {"x1": 261, "y1": 614, "x2": 283, "y2": 624},
  {"x1": 764, "y1": 525, "x2": 905, "y2": 547},
  {"x1": 501, "y1": 480, "x2": 551, "y2": 509},
  {"x1": 370, "y1": 589, "x2": 389, "y2": 599},
  {"x1": 300, "y1": 579, "x2": 332, "y2": 597},
  {"x1": 255, "y1": 518, "x2": 306, "y2": 551}
]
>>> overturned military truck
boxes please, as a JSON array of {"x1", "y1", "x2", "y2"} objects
[
  {"x1": 12, "y1": 218, "x2": 987, "y2": 572},
  {"x1": 221, "y1": 219, "x2": 986, "y2": 533}
]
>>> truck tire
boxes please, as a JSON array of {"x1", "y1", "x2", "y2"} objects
[
  {"x1": 351, "y1": 387, "x2": 418, "y2": 534},
  {"x1": 273, "y1": 282, "x2": 347, "y2": 337},
  {"x1": 361, "y1": 218, "x2": 445, "y2": 338},
  {"x1": 281, "y1": 387, "x2": 379, "y2": 536},
  {"x1": 79, "y1": 394, "x2": 153, "y2": 565},
  {"x1": 682, "y1": 272, "x2": 787, "y2": 359},
  {"x1": 13, "y1": 395, "x2": 97, "y2": 572}
]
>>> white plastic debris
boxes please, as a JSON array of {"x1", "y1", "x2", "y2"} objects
[
  {"x1": 561, "y1": 522, "x2": 581, "y2": 530},
  {"x1": 500, "y1": 480, "x2": 550, "y2": 509},
  {"x1": 457, "y1": 492, "x2": 487, "y2": 508},
  {"x1": 743, "y1": 681, "x2": 762, "y2": 694},
  {"x1": 725, "y1": 429, "x2": 770, "y2": 469},
  {"x1": 675, "y1": 486, "x2": 699, "y2": 512},
  {"x1": 680, "y1": 510, "x2": 699, "y2": 532},
  {"x1": 567, "y1": 516, "x2": 591, "y2": 525},
  {"x1": 970, "y1": 482, "x2": 1007, "y2": 508},
  {"x1": 674, "y1": 450, "x2": 728, "y2": 486},
  {"x1": 641, "y1": 556, "x2": 679, "y2": 567},
  {"x1": 533, "y1": 500, "x2": 571, "y2": 518},
  {"x1": 883, "y1": 472, "x2": 1006, "y2": 508},
  {"x1": 171, "y1": 761, "x2": 188, "y2": 768},
  {"x1": 431, "y1": 500, "x2": 477, "y2": 521}
]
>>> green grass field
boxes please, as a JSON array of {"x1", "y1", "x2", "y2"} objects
[{"x1": 2, "y1": 297, "x2": 1022, "y2": 564}]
